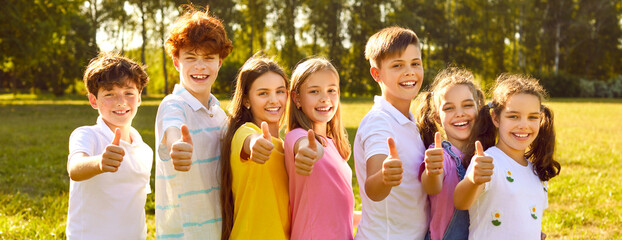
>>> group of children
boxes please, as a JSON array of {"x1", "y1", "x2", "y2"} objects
[{"x1": 65, "y1": 5, "x2": 561, "y2": 240}]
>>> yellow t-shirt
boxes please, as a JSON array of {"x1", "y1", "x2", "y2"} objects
[{"x1": 230, "y1": 122, "x2": 290, "y2": 239}]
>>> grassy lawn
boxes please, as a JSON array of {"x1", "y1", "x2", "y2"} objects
[{"x1": 0, "y1": 94, "x2": 621, "y2": 239}]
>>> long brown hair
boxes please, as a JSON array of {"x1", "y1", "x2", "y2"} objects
[
  {"x1": 467, "y1": 73, "x2": 560, "y2": 181},
  {"x1": 285, "y1": 57, "x2": 351, "y2": 160},
  {"x1": 415, "y1": 67, "x2": 485, "y2": 169},
  {"x1": 220, "y1": 56, "x2": 288, "y2": 240}
]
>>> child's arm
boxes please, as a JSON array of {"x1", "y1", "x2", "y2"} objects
[
  {"x1": 364, "y1": 137, "x2": 402, "y2": 201},
  {"x1": 67, "y1": 129, "x2": 124, "y2": 181},
  {"x1": 162, "y1": 125, "x2": 193, "y2": 171},
  {"x1": 241, "y1": 122, "x2": 274, "y2": 164},
  {"x1": 453, "y1": 141, "x2": 494, "y2": 210},
  {"x1": 293, "y1": 129, "x2": 324, "y2": 176},
  {"x1": 421, "y1": 132, "x2": 444, "y2": 195}
]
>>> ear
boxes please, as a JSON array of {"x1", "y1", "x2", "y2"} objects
[
  {"x1": 173, "y1": 57, "x2": 180, "y2": 71},
  {"x1": 491, "y1": 109, "x2": 500, "y2": 128},
  {"x1": 137, "y1": 92, "x2": 142, "y2": 106},
  {"x1": 218, "y1": 58, "x2": 223, "y2": 68},
  {"x1": 88, "y1": 93, "x2": 98, "y2": 109},
  {"x1": 291, "y1": 91, "x2": 301, "y2": 109},
  {"x1": 433, "y1": 112, "x2": 441, "y2": 124},
  {"x1": 370, "y1": 67, "x2": 380, "y2": 82}
]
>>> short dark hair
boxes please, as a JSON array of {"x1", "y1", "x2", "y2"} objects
[{"x1": 83, "y1": 52, "x2": 149, "y2": 96}]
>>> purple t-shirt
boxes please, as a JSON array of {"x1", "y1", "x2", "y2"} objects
[
  {"x1": 418, "y1": 143, "x2": 463, "y2": 240},
  {"x1": 284, "y1": 128, "x2": 354, "y2": 240}
]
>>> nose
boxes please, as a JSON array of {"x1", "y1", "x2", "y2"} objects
[
  {"x1": 115, "y1": 95, "x2": 127, "y2": 106},
  {"x1": 194, "y1": 59, "x2": 207, "y2": 70},
  {"x1": 268, "y1": 92, "x2": 278, "y2": 103}
]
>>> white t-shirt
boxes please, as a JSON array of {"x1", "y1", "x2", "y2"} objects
[
  {"x1": 466, "y1": 146, "x2": 548, "y2": 240},
  {"x1": 66, "y1": 116, "x2": 153, "y2": 240},
  {"x1": 155, "y1": 84, "x2": 227, "y2": 240},
  {"x1": 354, "y1": 96, "x2": 428, "y2": 240}
]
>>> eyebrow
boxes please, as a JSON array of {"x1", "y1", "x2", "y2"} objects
[
  {"x1": 256, "y1": 86, "x2": 287, "y2": 91},
  {"x1": 505, "y1": 110, "x2": 540, "y2": 115}
]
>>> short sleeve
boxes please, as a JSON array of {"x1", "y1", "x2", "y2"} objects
[
  {"x1": 157, "y1": 99, "x2": 187, "y2": 143},
  {"x1": 231, "y1": 123, "x2": 260, "y2": 163},
  {"x1": 68, "y1": 127, "x2": 97, "y2": 160},
  {"x1": 358, "y1": 115, "x2": 394, "y2": 162}
]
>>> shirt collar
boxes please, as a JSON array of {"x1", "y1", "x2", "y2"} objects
[
  {"x1": 172, "y1": 84, "x2": 220, "y2": 112},
  {"x1": 374, "y1": 95, "x2": 415, "y2": 125},
  {"x1": 96, "y1": 116, "x2": 144, "y2": 146}
]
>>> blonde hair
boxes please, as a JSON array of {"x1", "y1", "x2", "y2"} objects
[{"x1": 286, "y1": 57, "x2": 351, "y2": 160}]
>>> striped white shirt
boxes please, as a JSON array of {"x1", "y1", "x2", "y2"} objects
[{"x1": 155, "y1": 84, "x2": 227, "y2": 240}]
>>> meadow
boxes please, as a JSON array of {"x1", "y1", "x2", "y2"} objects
[{"x1": 0, "y1": 94, "x2": 621, "y2": 239}]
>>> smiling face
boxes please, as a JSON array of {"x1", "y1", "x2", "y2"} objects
[
  {"x1": 174, "y1": 47, "x2": 222, "y2": 97},
  {"x1": 294, "y1": 70, "x2": 340, "y2": 133},
  {"x1": 436, "y1": 84, "x2": 478, "y2": 149},
  {"x1": 493, "y1": 93, "x2": 542, "y2": 161},
  {"x1": 246, "y1": 72, "x2": 288, "y2": 129},
  {"x1": 89, "y1": 80, "x2": 141, "y2": 131},
  {"x1": 372, "y1": 44, "x2": 423, "y2": 107}
]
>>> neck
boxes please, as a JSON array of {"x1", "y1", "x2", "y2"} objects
[
  {"x1": 188, "y1": 89, "x2": 212, "y2": 109},
  {"x1": 383, "y1": 95, "x2": 411, "y2": 119},
  {"x1": 496, "y1": 142, "x2": 528, "y2": 166},
  {"x1": 447, "y1": 137, "x2": 467, "y2": 153},
  {"x1": 312, "y1": 122, "x2": 327, "y2": 138}
]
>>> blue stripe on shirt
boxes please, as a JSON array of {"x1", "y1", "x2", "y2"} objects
[
  {"x1": 189, "y1": 127, "x2": 222, "y2": 135},
  {"x1": 178, "y1": 187, "x2": 220, "y2": 198},
  {"x1": 183, "y1": 217, "x2": 223, "y2": 228},
  {"x1": 156, "y1": 233, "x2": 184, "y2": 239},
  {"x1": 155, "y1": 204, "x2": 180, "y2": 210},
  {"x1": 192, "y1": 156, "x2": 220, "y2": 165},
  {"x1": 156, "y1": 174, "x2": 177, "y2": 180}
]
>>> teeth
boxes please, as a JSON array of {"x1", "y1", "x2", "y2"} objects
[
  {"x1": 316, "y1": 106, "x2": 331, "y2": 111},
  {"x1": 191, "y1": 74, "x2": 208, "y2": 79},
  {"x1": 265, "y1": 107, "x2": 280, "y2": 112},
  {"x1": 400, "y1": 81, "x2": 416, "y2": 87},
  {"x1": 453, "y1": 121, "x2": 468, "y2": 126},
  {"x1": 514, "y1": 133, "x2": 529, "y2": 138},
  {"x1": 113, "y1": 110, "x2": 127, "y2": 114}
]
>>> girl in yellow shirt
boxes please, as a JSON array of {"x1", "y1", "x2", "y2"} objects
[{"x1": 220, "y1": 56, "x2": 290, "y2": 240}]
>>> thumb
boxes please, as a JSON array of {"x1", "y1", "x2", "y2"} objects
[
  {"x1": 180, "y1": 124, "x2": 193, "y2": 144},
  {"x1": 111, "y1": 128, "x2": 121, "y2": 145},
  {"x1": 261, "y1": 121, "x2": 271, "y2": 140},
  {"x1": 434, "y1": 132, "x2": 442, "y2": 149},
  {"x1": 307, "y1": 129, "x2": 317, "y2": 151},
  {"x1": 387, "y1": 137, "x2": 399, "y2": 159},
  {"x1": 475, "y1": 140, "x2": 484, "y2": 157}
]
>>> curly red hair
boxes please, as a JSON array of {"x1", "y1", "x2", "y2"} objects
[{"x1": 165, "y1": 5, "x2": 233, "y2": 59}]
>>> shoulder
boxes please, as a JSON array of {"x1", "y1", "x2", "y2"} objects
[
  {"x1": 284, "y1": 128, "x2": 307, "y2": 143},
  {"x1": 70, "y1": 125, "x2": 99, "y2": 140}
]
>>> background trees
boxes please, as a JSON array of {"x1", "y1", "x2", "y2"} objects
[{"x1": 1, "y1": 0, "x2": 621, "y2": 97}]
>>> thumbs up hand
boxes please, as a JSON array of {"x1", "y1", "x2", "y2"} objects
[
  {"x1": 101, "y1": 128, "x2": 125, "y2": 173},
  {"x1": 424, "y1": 132, "x2": 444, "y2": 176},
  {"x1": 467, "y1": 141, "x2": 494, "y2": 185},
  {"x1": 250, "y1": 122, "x2": 275, "y2": 164},
  {"x1": 294, "y1": 129, "x2": 321, "y2": 176},
  {"x1": 382, "y1": 137, "x2": 403, "y2": 187},
  {"x1": 171, "y1": 124, "x2": 193, "y2": 171}
]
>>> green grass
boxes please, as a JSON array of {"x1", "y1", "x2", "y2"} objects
[{"x1": 1, "y1": 94, "x2": 621, "y2": 239}]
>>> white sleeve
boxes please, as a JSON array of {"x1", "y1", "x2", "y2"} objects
[
  {"x1": 360, "y1": 116, "x2": 394, "y2": 162},
  {"x1": 68, "y1": 127, "x2": 97, "y2": 160}
]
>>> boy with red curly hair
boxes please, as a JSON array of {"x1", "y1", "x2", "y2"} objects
[{"x1": 154, "y1": 5, "x2": 233, "y2": 239}]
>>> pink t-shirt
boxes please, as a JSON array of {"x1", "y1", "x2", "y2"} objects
[
  {"x1": 284, "y1": 128, "x2": 354, "y2": 240},
  {"x1": 418, "y1": 143, "x2": 463, "y2": 240}
]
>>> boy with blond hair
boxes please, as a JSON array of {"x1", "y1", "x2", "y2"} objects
[
  {"x1": 67, "y1": 52, "x2": 152, "y2": 239},
  {"x1": 154, "y1": 5, "x2": 233, "y2": 239},
  {"x1": 354, "y1": 26, "x2": 429, "y2": 239}
]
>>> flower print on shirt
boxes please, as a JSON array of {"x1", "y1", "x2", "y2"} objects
[
  {"x1": 491, "y1": 210, "x2": 502, "y2": 226},
  {"x1": 530, "y1": 205, "x2": 538, "y2": 219},
  {"x1": 506, "y1": 169, "x2": 514, "y2": 182}
]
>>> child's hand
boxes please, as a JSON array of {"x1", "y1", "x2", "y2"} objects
[
  {"x1": 382, "y1": 137, "x2": 403, "y2": 187},
  {"x1": 171, "y1": 124, "x2": 193, "y2": 171},
  {"x1": 100, "y1": 128, "x2": 124, "y2": 173},
  {"x1": 467, "y1": 141, "x2": 494, "y2": 185},
  {"x1": 295, "y1": 129, "x2": 320, "y2": 176},
  {"x1": 250, "y1": 122, "x2": 275, "y2": 164},
  {"x1": 424, "y1": 132, "x2": 444, "y2": 176}
]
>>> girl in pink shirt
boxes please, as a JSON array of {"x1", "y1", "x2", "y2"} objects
[
  {"x1": 284, "y1": 57, "x2": 354, "y2": 240},
  {"x1": 415, "y1": 67, "x2": 485, "y2": 240}
]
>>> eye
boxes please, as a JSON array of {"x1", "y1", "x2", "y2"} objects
[
  {"x1": 277, "y1": 89, "x2": 286, "y2": 94},
  {"x1": 308, "y1": 89, "x2": 318, "y2": 94},
  {"x1": 529, "y1": 115, "x2": 541, "y2": 120},
  {"x1": 443, "y1": 106, "x2": 453, "y2": 111},
  {"x1": 104, "y1": 93, "x2": 114, "y2": 97},
  {"x1": 392, "y1": 64, "x2": 402, "y2": 68},
  {"x1": 328, "y1": 88, "x2": 338, "y2": 93},
  {"x1": 258, "y1": 92, "x2": 268, "y2": 96},
  {"x1": 507, "y1": 115, "x2": 518, "y2": 119},
  {"x1": 412, "y1": 62, "x2": 420, "y2": 66},
  {"x1": 125, "y1": 92, "x2": 135, "y2": 96},
  {"x1": 464, "y1": 104, "x2": 474, "y2": 108}
]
